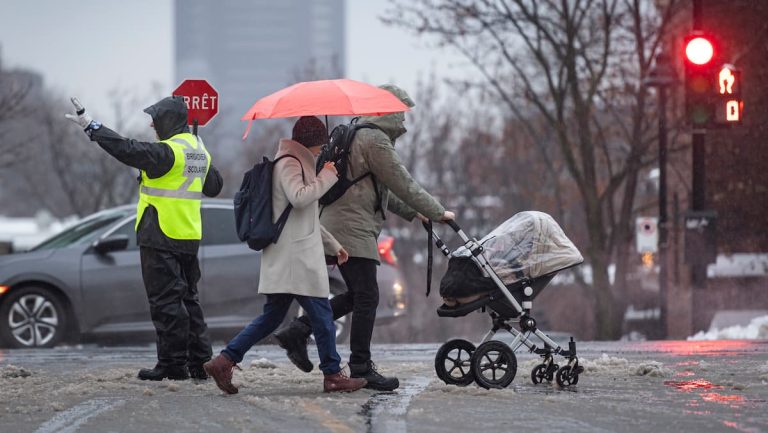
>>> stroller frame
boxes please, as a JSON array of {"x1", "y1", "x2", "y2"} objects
[{"x1": 428, "y1": 220, "x2": 582, "y2": 388}]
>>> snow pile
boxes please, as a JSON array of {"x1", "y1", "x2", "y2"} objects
[
  {"x1": 250, "y1": 358, "x2": 278, "y2": 369},
  {"x1": 579, "y1": 354, "x2": 670, "y2": 377},
  {"x1": 759, "y1": 362, "x2": 768, "y2": 382},
  {"x1": 580, "y1": 354, "x2": 629, "y2": 373},
  {"x1": 1, "y1": 364, "x2": 32, "y2": 378},
  {"x1": 688, "y1": 315, "x2": 768, "y2": 340},
  {"x1": 632, "y1": 361, "x2": 670, "y2": 377}
]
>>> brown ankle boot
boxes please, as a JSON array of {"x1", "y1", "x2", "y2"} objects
[
  {"x1": 323, "y1": 371, "x2": 367, "y2": 393},
  {"x1": 204, "y1": 354, "x2": 239, "y2": 394}
]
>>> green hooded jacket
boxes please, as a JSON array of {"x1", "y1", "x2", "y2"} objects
[{"x1": 319, "y1": 85, "x2": 446, "y2": 262}]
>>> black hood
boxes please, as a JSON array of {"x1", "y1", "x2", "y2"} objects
[{"x1": 143, "y1": 96, "x2": 190, "y2": 140}]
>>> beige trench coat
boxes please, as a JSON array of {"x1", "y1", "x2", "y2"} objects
[{"x1": 257, "y1": 139, "x2": 342, "y2": 298}]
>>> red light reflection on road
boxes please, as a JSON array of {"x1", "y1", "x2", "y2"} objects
[
  {"x1": 640, "y1": 340, "x2": 753, "y2": 356},
  {"x1": 701, "y1": 393, "x2": 745, "y2": 404},
  {"x1": 665, "y1": 379, "x2": 751, "y2": 412},
  {"x1": 664, "y1": 379, "x2": 722, "y2": 391},
  {"x1": 675, "y1": 370, "x2": 696, "y2": 377}
]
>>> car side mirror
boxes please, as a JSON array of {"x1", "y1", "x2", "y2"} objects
[{"x1": 93, "y1": 234, "x2": 130, "y2": 255}]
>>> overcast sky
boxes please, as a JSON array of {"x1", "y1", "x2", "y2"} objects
[{"x1": 0, "y1": 0, "x2": 469, "y2": 124}]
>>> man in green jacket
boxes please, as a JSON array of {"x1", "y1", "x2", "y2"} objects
[{"x1": 275, "y1": 84, "x2": 455, "y2": 391}]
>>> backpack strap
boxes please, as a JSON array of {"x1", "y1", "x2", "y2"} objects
[
  {"x1": 274, "y1": 154, "x2": 305, "y2": 183},
  {"x1": 423, "y1": 220, "x2": 434, "y2": 296},
  {"x1": 272, "y1": 154, "x2": 305, "y2": 240},
  {"x1": 349, "y1": 123, "x2": 387, "y2": 219}
]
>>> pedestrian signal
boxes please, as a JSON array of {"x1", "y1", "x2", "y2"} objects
[{"x1": 713, "y1": 64, "x2": 743, "y2": 125}]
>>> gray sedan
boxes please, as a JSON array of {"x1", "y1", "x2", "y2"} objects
[{"x1": 0, "y1": 200, "x2": 407, "y2": 348}]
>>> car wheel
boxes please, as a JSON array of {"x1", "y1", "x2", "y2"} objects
[{"x1": 0, "y1": 286, "x2": 68, "y2": 348}]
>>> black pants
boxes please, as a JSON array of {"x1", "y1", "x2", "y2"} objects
[
  {"x1": 301, "y1": 257, "x2": 379, "y2": 365},
  {"x1": 140, "y1": 247, "x2": 212, "y2": 368}
]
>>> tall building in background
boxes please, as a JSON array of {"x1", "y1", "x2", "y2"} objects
[{"x1": 174, "y1": 0, "x2": 345, "y2": 148}]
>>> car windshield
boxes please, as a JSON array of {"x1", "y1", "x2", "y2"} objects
[{"x1": 30, "y1": 209, "x2": 131, "y2": 251}]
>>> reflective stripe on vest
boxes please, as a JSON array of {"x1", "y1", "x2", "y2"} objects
[
  {"x1": 135, "y1": 133, "x2": 210, "y2": 240},
  {"x1": 140, "y1": 137, "x2": 207, "y2": 200}
]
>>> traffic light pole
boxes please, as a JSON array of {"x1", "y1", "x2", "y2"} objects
[
  {"x1": 690, "y1": 0, "x2": 707, "y2": 287},
  {"x1": 691, "y1": 133, "x2": 706, "y2": 210},
  {"x1": 646, "y1": 50, "x2": 675, "y2": 338},
  {"x1": 658, "y1": 85, "x2": 669, "y2": 337}
]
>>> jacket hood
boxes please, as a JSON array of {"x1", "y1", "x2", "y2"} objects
[
  {"x1": 276, "y1": 139, "x2": 316, "y2": 166},
  {"x1": 143, "y1": 96, "x2": 190, "y2": 140},
  {"x1": 358, "y1": 84, "x2": 414, "y2": 141}
]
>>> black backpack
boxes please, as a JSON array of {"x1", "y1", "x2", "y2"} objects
[
  {"x1": 234, "y1": 155, "x2": 303, "y2": 251},
  {"x1": 316, "y1": 118, "x2": 383, "y2": 212}
]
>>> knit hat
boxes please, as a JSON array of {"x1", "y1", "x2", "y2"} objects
[{"x1": 291, "y1": 116, "x2": 328, "y2": 148}]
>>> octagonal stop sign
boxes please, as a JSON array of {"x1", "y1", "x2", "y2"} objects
[{"x1": 172, "y1": 79, "x2": 219, "y2": 127}]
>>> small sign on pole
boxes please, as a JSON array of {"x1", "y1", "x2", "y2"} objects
[{"x1": 636, "y1": 217, "x2": 658, "y2": 253}]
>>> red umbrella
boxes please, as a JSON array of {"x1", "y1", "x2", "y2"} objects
[{"x1": 240, "y1": 79, "x2": 410, "y2": 139}]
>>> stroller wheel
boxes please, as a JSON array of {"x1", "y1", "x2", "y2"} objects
[
  {"x1": 555, "y1": 365, "x2": 579, "y2": 387},
  {"x1": 470, "y1": 341, "x2": 517, "y2": 389},
  {"x1": 531, "y1": 363, "x2": 555, "y2": 385},
  {"x1": 435, "y1": 339, "x2": 476, "y2": 386}
]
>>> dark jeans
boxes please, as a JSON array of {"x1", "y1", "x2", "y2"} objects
[
  {"x1": 301, "y1": 257, "x2": 379, "y2": 365},
  {"x1": 140, "y1": 246, "x2": 212, "y2": 368},
  {"x1": 223, "y1": 294, "x2": 341, "y2": 375}
]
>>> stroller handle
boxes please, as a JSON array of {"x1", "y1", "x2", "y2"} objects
[
  {"x1": 421, "y1": 219, "x2": 462, "y2": 234},
  {"x1": 444, "y1": 219, "x2": 461, "y2": 233},
  {"x1": 423, "y1": 219, "x2": 470, "y2": 245}
]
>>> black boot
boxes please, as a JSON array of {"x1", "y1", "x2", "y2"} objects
[
  {"x1": 273, "y1": 318, "x2": 313, "y2": 372},
  {"x1": 138, "y1": 364, "x2": 189, "y2": 381},
  {"x1": 187, "y1": 363, "x2": 208, "y2": 380},
  {"x1": 350, "y1": 361, "x2": 399, "y2": 391}
]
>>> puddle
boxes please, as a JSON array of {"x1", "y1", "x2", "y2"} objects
[{"x1": 360, "y1": 376, "x2": 431, "y2": 433}]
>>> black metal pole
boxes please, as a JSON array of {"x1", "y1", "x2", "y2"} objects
[
  {"x1": 691, "y1": 133, "x2": 706, "y2": 210},
  {"x1": 691, "y1": 0, "x2": 707, "y2": 287},
  {"x1": 193, "y1": 118, "x2": 199, "y2": 136},
  {"x1": 693, "y1": 0, "x2": 702, "y2": 31},
  {"x1": 658, "y1": 85, "x2": 669, "y2": 338}
]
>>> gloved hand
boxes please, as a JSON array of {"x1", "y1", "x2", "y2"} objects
[{"x1": 64, "y1": 97, "x2": 97, "y2": 130}]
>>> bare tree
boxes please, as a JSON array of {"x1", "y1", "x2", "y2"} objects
[
  {"x1": 0, "y1": 64, "x2": 37, "y2": 169},
  {"x1": 385, "y1": 0, "x2": 683, "y2": 338}
]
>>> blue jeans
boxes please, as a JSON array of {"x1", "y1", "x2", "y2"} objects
[{"x1": 222, "y1": 294, "x2": 341, "y2": 375}]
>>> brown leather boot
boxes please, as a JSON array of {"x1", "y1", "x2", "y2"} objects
[
  {"x1": 203, "y1": 354, "x2": 239, "y2": 394},
  {"x1": 323, "y1": 371, "x2": 367, "y2": 393}
]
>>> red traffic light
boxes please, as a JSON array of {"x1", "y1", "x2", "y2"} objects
[{"x1": 685, "y1": 37, "x2": 714, "y2": 65}]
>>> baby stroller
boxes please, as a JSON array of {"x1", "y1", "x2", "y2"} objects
[{"x1": 426, "y1": 211, "x2": 584, "y2": 389}]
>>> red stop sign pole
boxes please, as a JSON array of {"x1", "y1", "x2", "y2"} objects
[{"x1": 172, "y1": 79, "x2": 219, "y2": 134}]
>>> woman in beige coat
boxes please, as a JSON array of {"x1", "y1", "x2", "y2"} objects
[{"x1": 205, "y1": 116, "x2": 366, "y2": 394}]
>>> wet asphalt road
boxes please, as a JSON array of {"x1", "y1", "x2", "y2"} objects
[{"x1": 1, "y1": 340, "x2": 767, "y2": 433}]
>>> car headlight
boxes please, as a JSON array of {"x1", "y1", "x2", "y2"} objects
[{"x1": 393, "y1": 281, "x2": 405, "y2": 310}]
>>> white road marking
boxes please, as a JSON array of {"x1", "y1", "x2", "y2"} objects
[{"x1": 34, "y1": 398, "x2": 126, "y2": 433}]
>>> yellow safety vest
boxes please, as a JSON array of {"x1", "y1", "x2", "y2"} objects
[{"x1": 135, "y1": 133, "x2": 211, "y2": 240}]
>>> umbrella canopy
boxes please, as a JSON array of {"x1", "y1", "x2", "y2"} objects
[{"x1": 240, "y1": 79, "x2": 410, "y2": 139}]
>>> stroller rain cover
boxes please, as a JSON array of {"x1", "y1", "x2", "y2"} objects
[{"x1": 439, "y1": 211, "x2": 583, "y2": 299}]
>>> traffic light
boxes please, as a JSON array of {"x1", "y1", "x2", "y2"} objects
[{"x1": 684, "y1": 33, "x2": 716, "y2": 127}]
